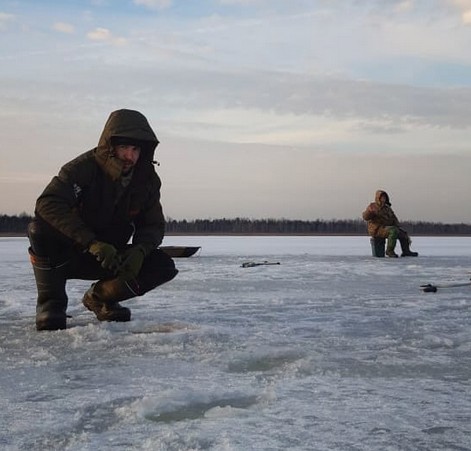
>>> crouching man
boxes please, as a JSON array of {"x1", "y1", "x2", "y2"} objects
[
  {"x1": 362, "y1": 190, "x2": 419, "y2": 258},
  {"x1": 28, "y1": 109, "x2": 178, "y2": 331}
]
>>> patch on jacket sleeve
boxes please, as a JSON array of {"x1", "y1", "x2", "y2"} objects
[{"x1": 73, "y1": 183, "x2": 82, "y2": 199}]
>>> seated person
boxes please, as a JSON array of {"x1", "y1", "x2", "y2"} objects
[{"x1": 362, "y1": 190, "x2": 418, "y2": 258}]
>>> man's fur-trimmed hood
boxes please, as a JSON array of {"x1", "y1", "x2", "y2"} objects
[
  {"x1": 94, "y1": 109, "x2": 159, "y2": 181},
  {"x1": 375, "y1": 190, "x2": 391, "y2": 206}
]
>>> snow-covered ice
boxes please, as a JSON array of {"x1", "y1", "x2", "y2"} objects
[{"x1": 1, "y1": 235, "x2": 470, "y2": 450}]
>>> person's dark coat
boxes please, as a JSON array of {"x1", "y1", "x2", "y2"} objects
[{"x1": 35, "y1": 109, "x2": 165, "y2": 250}]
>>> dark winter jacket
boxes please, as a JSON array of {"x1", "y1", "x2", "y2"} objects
[
  {"x1": 35, "y1": 109, "x2": 165, "y2": 250},
  {"x1": 362, "y1": 190, "x2": 400, "y2": 237}
]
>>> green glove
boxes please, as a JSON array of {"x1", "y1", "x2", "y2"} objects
[
  {"x1": 117, "y1": 245, "x2": 147, "y2": 281},
  {"x1": 88, "y1": 241, "x2": 120, "y2": 273}
]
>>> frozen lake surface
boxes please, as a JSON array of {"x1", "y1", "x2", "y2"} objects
[{"x1": 1, "y1": 235, "x2": 471, "y2": 450}]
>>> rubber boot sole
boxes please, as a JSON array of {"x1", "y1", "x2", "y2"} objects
[
  {"x1": 82, "y1": 293, "x2": 131, "y2": 322},
  {"x1": 401, "y1": 252, "x2": 419, "y2": 257}
]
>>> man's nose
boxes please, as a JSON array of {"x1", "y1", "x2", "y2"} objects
[{"x1": 124, "y1": 148, "x2": 135, "y2": 159}]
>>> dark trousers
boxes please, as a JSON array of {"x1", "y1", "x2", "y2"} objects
[{"x1": 27, "y1": 219, "x2": 178, "y2": 297}]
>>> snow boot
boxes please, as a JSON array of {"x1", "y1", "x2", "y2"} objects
[
  {"x1": 386, "y1": 249, "x2": 399, "y2": 258},
  {"x1": 400, "y1": 237, "x2": 419, "y2": 257},
  {"x1": 82, "y1": 279, "x2": 136, "y2": 322},
  {"x1": 29, "y1": 249, "x2": 68, "y2": 331}
]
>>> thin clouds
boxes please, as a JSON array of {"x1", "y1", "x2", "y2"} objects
[
  {"x1": 462, "y1": 9, "x2": 471, "y2": 23},
  {"x1": 441, "y1": 0, "x2": 471, "y2": 23},
  {"x1": 52, "y1": 22, "x2": 75, "y2": 34},
  {"x1": 104, "y1": 66, "x2": 471, "y2": 131},
  {"x1": 394, "y1": 1, "x2": 414, "y2": 12},
  {"x1": 133, "y1": 0, "x2": 173, "y2": 10},
  {"x1": 3, "y1": 1, "x2": 471, "y2": 133},
  {"x1": 86, "y1": 27, "x2": 127, "y2": 45},
  {"x1": 0, "y1": 12, "x2": 15, "y2": 31}
]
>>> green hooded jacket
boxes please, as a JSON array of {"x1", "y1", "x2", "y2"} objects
[{"x1": 35, "y1": 109, "x2": 165, "y2": 250}]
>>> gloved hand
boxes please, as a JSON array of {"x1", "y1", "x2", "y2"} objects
[
  {"x1": 116, "y1": 245, "x2": 147, "y2": 281},
  {"x1": 367, "y1": 203, "x2": 379, "y2": 215},
  {"x1": 88, "y1": 241, "x2": 120, "y2": 273}
]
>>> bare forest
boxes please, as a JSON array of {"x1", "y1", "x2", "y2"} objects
[{"x1": 2, "y1": 214, "x2": 471, "y2": 236}]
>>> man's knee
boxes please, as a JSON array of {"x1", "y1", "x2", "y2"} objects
[
  {"x1": 398, "y1": 229, "x2": 408, "y2": 240},
  {"x1": 139, "y1": 250, "x2": 178, "y2": 290},
  {"x1": 153, "y1": 250, "x2": 178, "y2": 283},
  {"x1": 28, "y1": 219, "x2": 73, "y2": 263},
  {"x1": 27, "y1": 220, "x2": 42, "y2": 242},
  {"x1": 28, "y1": 220, "x2": 50, "y2": 257},
  {"x1": 387, "y1": 226, "x2": 399, "y2": 239}
]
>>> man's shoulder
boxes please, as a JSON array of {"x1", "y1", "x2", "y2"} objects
[
  {"x1": 148, "y1": 168, "x2": 161, "y2": 187},
  {"x1": 62, "y1": 149, "x2": 97, "y2": 170},
  {"x1": 58, "y1": 150, "x2": 98, "y2": 183},
  {"x1": 139, "y1": 164, "x2": 161, "y2": 183}
]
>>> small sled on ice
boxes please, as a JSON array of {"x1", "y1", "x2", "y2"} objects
[{"x1": 160, "y1": 246, "x2": 201, "y2": 258}]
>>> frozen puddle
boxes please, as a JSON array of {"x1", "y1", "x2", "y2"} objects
[{"x1": 140, "y1": 392, "x2": 261, "y2": 423}]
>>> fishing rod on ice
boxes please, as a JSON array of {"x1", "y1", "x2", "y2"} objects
[{"x1": 420, "y1": 280, "x2": 471, "y2": 293}]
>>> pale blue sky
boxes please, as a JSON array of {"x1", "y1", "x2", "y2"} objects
[{"x1": 1, "y1": 0, "x2": 471, "y2": 222}]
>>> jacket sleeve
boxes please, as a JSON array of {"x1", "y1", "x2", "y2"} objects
[
  {"x1": 390, "y1": 209, "x2": 400, "y2": 227},
  {"x1": 132, "y1": 172, "x2": 165, "y2": 249},
  {"x1": 35, "y1": 155, "x2": 97, "y2": 249}
]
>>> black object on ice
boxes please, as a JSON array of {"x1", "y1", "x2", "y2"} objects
[
  {"x1": 421, "y1": 284, "x2": 438, "y2": 293},
  {"x1": 420, "y1": 281, "x2": 471, "y2": 293},
  {"x1": 241, "y1": 261, "x2": 280, "y2": 268}
]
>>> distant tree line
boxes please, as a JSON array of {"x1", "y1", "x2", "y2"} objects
[
  {"x1": 166, "y1": 218, "x2": 367, "y2": 234},
  {"x1": 2, "y1": 214, "x2": 471, "y2": 236},
  {"x1": 166, "y1": 218, "x2": 471, "y2": 235},
  {"x1": 0, "y1": 213, "x2": 32, "y2": 234}
]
